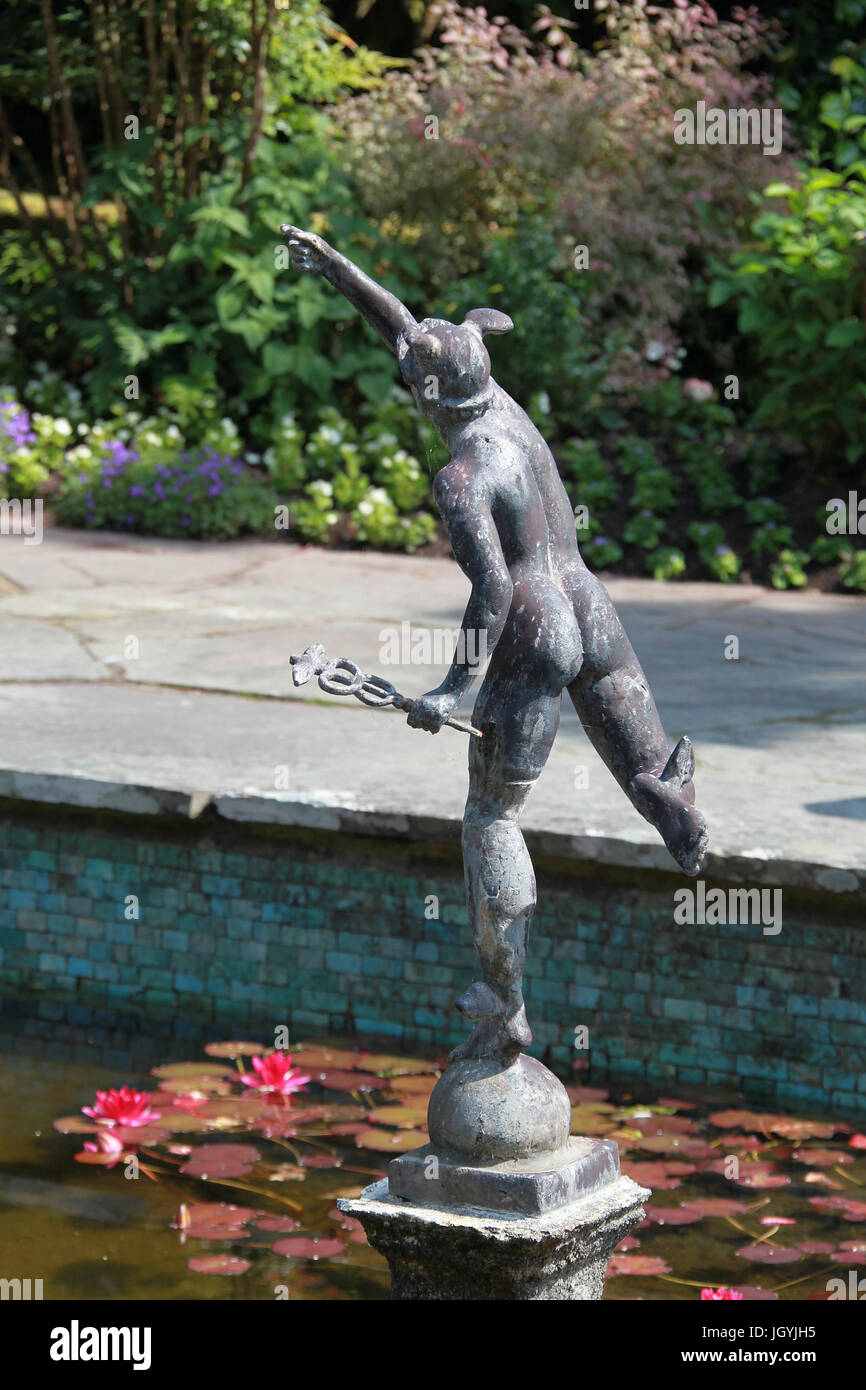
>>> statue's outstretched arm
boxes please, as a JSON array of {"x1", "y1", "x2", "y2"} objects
[{"x1": 280, "y1": 224, "x2": 417, "y2": 355}]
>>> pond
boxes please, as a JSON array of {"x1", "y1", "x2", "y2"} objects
[{"x1": 1, "y1": 999, "x2": 863, "y2": 1301}]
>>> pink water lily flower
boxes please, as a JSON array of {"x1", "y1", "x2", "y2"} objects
[
  {"x1": 701, "y1": 1287, "x2": 743, "y2": 1300},
  {"x1": 82, "y1": 1085, "x2": 162, "y2": 1128},
  {"x1": 82, "y1": 1129, "x2": 128, "y2": 1168},
  {"x1": 240, "y1": 1052, "x2": 311, "y2": 1098}
]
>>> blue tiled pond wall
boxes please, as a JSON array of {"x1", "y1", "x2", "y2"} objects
[{"x1": 0, "y1": 799, "x2": 864, "y2": 1115}]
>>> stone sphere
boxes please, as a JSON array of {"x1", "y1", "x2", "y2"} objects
[{"x1": 427, "y1": 1053, "x2": 571, "y2": 1163}]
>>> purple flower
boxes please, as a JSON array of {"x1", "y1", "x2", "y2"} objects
[{"x1": 129, "y1": 485, "x2": 145, "y2": 498}]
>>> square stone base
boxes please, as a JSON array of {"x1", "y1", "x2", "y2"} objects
[
  {"x1": 388, "y1": 1136, "x2": 620, "y2": 1216},
  {"x1": 338, "y1": 1174, "x2": 650, "y2": 1301}
]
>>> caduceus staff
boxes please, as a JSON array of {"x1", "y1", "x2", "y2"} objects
[{"x1": 290, "y1": 643, "x2": 483, "y2": 738}]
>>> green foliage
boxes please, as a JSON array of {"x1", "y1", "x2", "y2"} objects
[
  {"x1": 770, "y1": 548, "x2": 810, "y2": 589},
  {"x1": 647, "y1": 548, "x2": 686, "y2": 582},
  {"x1": 709, "y1": 159, "x2": 866, "y2": 462},
  {"x1": 837, "y1": 547, "x2": 866, "y2": 590}
]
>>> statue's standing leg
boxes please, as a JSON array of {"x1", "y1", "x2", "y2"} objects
[
  {"x1": 565, "y1": 564, "x2": 708, "y2": 874},
  {"x1": 452, "y1": 578, "x2": 582, "y2": 1063}
]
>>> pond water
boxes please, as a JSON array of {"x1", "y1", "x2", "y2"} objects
[{"x1": 0, "y1": 999, "x2": 862, "y2": 1301}]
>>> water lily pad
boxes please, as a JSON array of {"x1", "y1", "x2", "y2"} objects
[
  {"x1": 292, "y1": 1046, "x2": 362, "y2": 1070},
  {"x1": 181, "y1": 1143, "x2": 260, "y2": 1178},
  {"x1": 184, "y1": 1224, "x2": 248, "y2": 1240},
  {"x1": 357, "y1": 1128, "x2": 428, "y2": 1153},
  {"x1": 682, "y1": 1197, "x2": 749, "y2": 1217},
  {"x1": 360, "y1": 1054, "x2": 436, "y2": 1075},
  {"x1": 645, "y1": 1206, "x2": 702, "y2": 1225},
  {"x1": 566, "y1": 1086, "x2": 610, "y2": 1103},
  {"x1": 157, "y1": 1077, "x2": 234, "y2": 1096},
  {"x1": 312, "y1": 1069, "x2": 390, "y2": 1093},
  {"x1": 809, "y1": 1196, "x2": 866, "y2": 1219},
  {"x1": 272, "y1": 1236, "x2": 344, "y2": 1259},
  {"x1": 365, "y1": 1105, "x2": 428, "y2": 1129},
  {"x1": 736, "y1": 1243, "x2": 801, "y2": 1264},
  {"x1": 54, "y1": 1115, "x2": 100, "y2": 1134},
  {"x1": 204, "y1": 1041, "x2": 268, "y2": 1058},
  {"x1": 388, "y1": 1075, "x2": 438, "y2": 1095},
  {"x1": 730, "y1": 1286, "x2": 778, "y2": 1301},
  {"x1": 621, "y1": 1162, "x2": 685, "y2": 1189},
  {"x1": 708, "y1": 1110, "x2": 779, "y2": 1131},
  {"x1": 768, "y1": 1118, "x2": 838, "y2": 1141},
  {"x1": 797, "y1": 1240, "x2": 835, "y2": 1254},
  {"x1": 830, "y1": 1251, "x2": 866, "y2": 1264},
  {"x1": 256, "y1": 1216, "x2": 301, "y2": 1232},
  {"x1": 188, "y1": 1255, "x2": 250, "y2": 1275},
  {"x1": 607, "y1": 1254, "x2": 672, "y2": 1276},
  {"x1": 153, "y1": 1062, "x2": 235, "y2": 1080},
  {"x1": 791, "y1": 1148, "x2": 853, "y2": 1166},
  {"x1": 298, "y1": 1153, "x2": 343, "y2": 1169},
  {"x1": 178, "y1": 1203, "x2": 255, "y2": 1226}
]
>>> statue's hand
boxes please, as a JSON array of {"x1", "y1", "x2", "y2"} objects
[
  {"x1": 407, "y1": 689, "x2": 457, "y2": 735},
  {"x1": 280, "y1": 224, "x2": 330, "y2": 275}
]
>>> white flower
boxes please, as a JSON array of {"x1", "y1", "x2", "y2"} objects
[
  {"x1": 143, "y1": 432, "x2": 162, "y2": 446},
  {"x1": 319, "y1": 426, "x2": 342, "y2": 445},
  {"x1": 644, "y1": 340, "x2": 667, "y2": 363},
  {"x1": 357, "y1": 501, "x2": 374, "y2": 516}
]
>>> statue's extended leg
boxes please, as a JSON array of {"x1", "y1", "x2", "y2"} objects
[
  {"x1": 565, "y1": 565, "x2": 708, "y2": 875},
  {"x1": 452, "y1": 578, "x2": 581, "y2": 1064}
]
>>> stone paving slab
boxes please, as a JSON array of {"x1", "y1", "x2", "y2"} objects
[{"x1": 0, "y1": 525, "x2": 864, "y2": 883}]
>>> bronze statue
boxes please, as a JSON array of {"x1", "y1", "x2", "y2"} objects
[{"x1": 282, "y1": 225, "x2": 709, "y2": 1072}]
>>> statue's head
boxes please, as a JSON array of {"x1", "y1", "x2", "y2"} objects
[{"x1": 397, "y1": 309, "x2": 513, "y2": 419}]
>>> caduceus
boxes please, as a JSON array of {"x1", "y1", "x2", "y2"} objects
[{"x1": 290, "y1": 644, "x2": 483, "y2": 738}]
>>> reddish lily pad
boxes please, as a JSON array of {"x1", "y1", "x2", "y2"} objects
[
  {"x1": 791, "y1": 1148, "x2": 853, "y2": 1166},
  {"x1": 187, "y1": 1255, "x2": 250, "y2": 1275},
  {"x1": 645, "y1": 1206, "x2": 703, "y2": 1225},
  {"x1": 272, "y1": 1236, "x2": 344, "y2": 1260},
  {"x1": 797, "y1": 1240, "x2": 835, "y2": 1254},
  {"x1": 682, "y1": 1197, "x2": 749, "y2": 1217},
  {"x1": 768, "y1": 1118, "x2": 839, "y2": 1141},
  {"x1": 730, "y1": 1286, "x2": 778, "y2": 1301},
  {"x1": 177, "y1": 1203, "x2": 255, "y2": 1227},
  {"x1": 312, "y1": 1069, "x2": 390, "y2": 1093},
  {"x1": 566, "y1": 1086, "x2": 611, "y2": 1104},
  {"x1": 849, "y1": 1134, "x2": 866, "y2": 1150},
  {"x1": 830, "y1": 1251, "x2": 866, "y2": 1264},
  {"x1": 607, "y1": 1254, "x2": 672, "y2": 1277},
  {"x1": 298, "y1": 1153, "x2": 343, "y2": 1169},
  {"x1": 736, "y1": 1243, "x2": 801, "y2": 1264},
  {"x1": 181, "y1": 1143, "x2": 260, "y2": 1178},
  {"x1": 256, "y1": 1216, "x2": 301, "y2": 1233},
  {"x1": 184, "y1": 1224, "x2": 248, "y2": 1240},
  {"x1": 708, "y1": 1110, "x2": 779, "y2": 1131}
]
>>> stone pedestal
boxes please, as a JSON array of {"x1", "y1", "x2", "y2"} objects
[
  {"x1": 338, "y1": 1052, "x2": 649, "y2": 1299},
  {"x1": 338, "y1": 1172, "x2": 650, "y2": 1301}
]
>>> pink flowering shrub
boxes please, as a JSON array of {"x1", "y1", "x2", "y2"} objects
[{"x1": 331, "y1": 1, "x2": 796, "y2": 394}]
